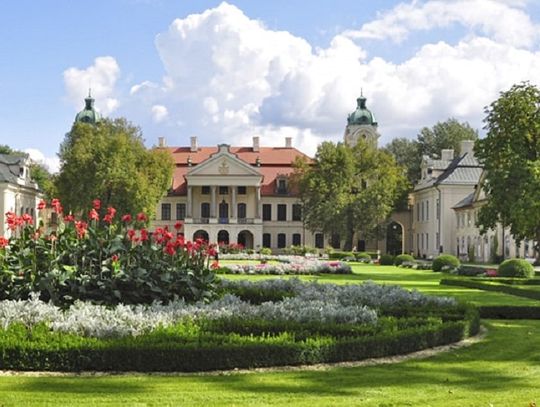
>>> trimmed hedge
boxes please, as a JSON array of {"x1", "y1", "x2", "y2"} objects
[
  {"x1": 379, "y1": 254, "x2": 395, "y2": 266},
  {"x1": 432, "y1": 254, "x2": 460, "y2": 272},
  {"x1": 0, "y1": 317, "x2": 478, "y2": 372},
  {"x1": 394, "y1": 254, "x2": 415, "y2": 266},
  {"x1": 0, "y1": 303, "x2": 479, "y2": 372},
  {"x1": 498, "y1": 258, "x2": 535, "y2": 278},
  {"x1": 440, "y1": 278, "x2": 540, "y2": 301}
]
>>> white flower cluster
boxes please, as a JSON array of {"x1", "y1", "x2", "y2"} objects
[
  {"x1": 0, "y1": 280, "x2": 455, "y2": 339},
  {"x1": 221, "y1": 258, "x2": 351, "y2": 275}
]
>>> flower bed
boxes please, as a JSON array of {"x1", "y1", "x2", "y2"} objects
[
  {"x1": 217, "y1": 257, "x2": 352, "y2": 275},
  {"x1": 0, "y1": 279, "x2": 479, "y2": 371}
]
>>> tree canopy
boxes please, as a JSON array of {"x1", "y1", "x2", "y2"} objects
[
  {"x1": 55, "y1": 118, "x2": 173, "y2": 217},
  {"x1": 475, "y1": 82, "x2": 540, "y2": 260},
  {"x1": 294, "y1": 140, "x2": 407, "y2": 250}
]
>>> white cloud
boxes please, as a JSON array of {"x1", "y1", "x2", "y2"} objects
[
  {"x1": 73, "y1": 1, "x2": 540, "y2": 155},
  {"x1": 63, "y1": 56, "x2": 121, "y2": 114},
  {"x1": 151, "y1": 105, "x2": 168, "y2": 122},
  {"x1": 24, "y1": 148, "x2": 60, "y2": 173},
  {"x1": 345, "y1": 0, "x2": 540, "y2": 48}
]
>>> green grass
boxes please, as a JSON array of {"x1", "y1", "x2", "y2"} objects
[{"x1": 0, "y1": 320, "x2": 537, "y2": 406}]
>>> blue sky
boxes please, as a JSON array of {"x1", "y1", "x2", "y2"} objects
[{"x1": 1, "y1": 0, "x2": 540, "y2": 171}]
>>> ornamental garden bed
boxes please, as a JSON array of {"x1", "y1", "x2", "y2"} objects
[{"x1": 0, "y1": 279, "x2": 478, "y2": 372}]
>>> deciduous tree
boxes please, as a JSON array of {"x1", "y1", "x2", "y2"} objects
[
  {"x1": 55, "y1": 118, "x2": 173, "y2": 217},
  {"x1": 475, "y1": 82, "x2": 540, "y2": 262}
]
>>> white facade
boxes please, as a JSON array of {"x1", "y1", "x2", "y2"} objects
[{"x1": 0, "y1": 155, "x2": 42, "y2": 237}]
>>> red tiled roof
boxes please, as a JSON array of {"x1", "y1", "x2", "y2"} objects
[{"x1": 167, "y1": 146, "x2": 311, "y2": 196}]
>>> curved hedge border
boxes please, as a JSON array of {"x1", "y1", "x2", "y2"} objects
[{"x1": 0, "y1": 308, "x2": 478, "y2": 372}]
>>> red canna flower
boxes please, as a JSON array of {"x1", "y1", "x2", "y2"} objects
[
  {"x1": 210, "y1": 260, "x2": 220, "y2": 270},
  {"x1": 174, "y1": 221, "x2": 183, "y2": 230},
  {"x1": 92, "y1": 199, "x2": 101, "y2": 210},
  {"x1": 75, "y1": 221, "x2": 88, "y2": 239},
  {"x1": 37, "y1": 200, "x2": 47, "y2": 210},
  {"x1": 63, "y1": 214, "x2": 75, "y2": 222},
  {"x1": 136, "y1": 212, "x2": 148, "y2": 222},
  {"x1": 111, "y1": 254, "x2": 119, "y2": 263},
  {"x1": 121, "y1": 214, "x2": 132, "y2": 223},
  {"x1": 51, "y1": 198, "x2": 62, "y2": 214},
  {"x1": 0, "y1": 237, "x2": 8, "y2": 248},
  {"x1": 88, "y1": 208, "x2": 99, "y2": 221},
  {"x1": 22, "y1": 213, "x2": 33, "y2": 225},
  {"x1": 164, "y1": 241, "x2": 176, "y2": 256},
  {"x1": 140, "y1": 228, "x2": 149, "y2": 242},
  {"x1": 127, "y1": 229, "x2": 136, "y2": 241}
]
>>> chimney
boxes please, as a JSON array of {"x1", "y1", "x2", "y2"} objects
[
  {"x1": 460, "y1": 140, "x2": 475, "y2": 156},
  {"x1": 158, "y1": 137, "x2": 166, "y2": 148},
  {"x1": 252, "y1": 136, "x2": 260, "y2": 152},
  {"x1": 285, "y1": 137, "x2": 292, "y2": 148},
  {"x1": 190, "y1": 136, "x2": 198, "y2": 152},
  {"x1": 441, "y1": 149, "x2": 454, "y2": 162}
]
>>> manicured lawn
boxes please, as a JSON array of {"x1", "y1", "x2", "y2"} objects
[{"x1": 0, "y1": 320, "x2": 537, "y2": 406}]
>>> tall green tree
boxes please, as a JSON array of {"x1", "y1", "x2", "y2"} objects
[
  {"x1": 475, "y1": 82, "x2": 540, "y2": 261},
  {"x1": 294, "y1": 140, "x2": 407, "y2": 250},
  {"x1": 55, "y1": 118, "x2": 173, "y2": 217}
]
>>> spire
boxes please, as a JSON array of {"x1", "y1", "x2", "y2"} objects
[{"x1": 84, "y1": 88, "x2": 94, "y2": 110}]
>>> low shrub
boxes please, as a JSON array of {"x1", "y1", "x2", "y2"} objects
[
  {"x1": 379, "y1": 254, "x2": 395, "y2": 266},
  {"x1": 498, "y1": 258, "x2": 535, "y2": 278},
  {"x1": 355, "y1": 252, "x2": 372, "y2": 263},
  {"x1": 432, "y1": 254, "x2": 460, "y2": 272},
  {"x1": 259, "y1": 248, "x2": 272, "y2": 255},
  {"x1": 328, "y1": 251, "x2": 354, "y2": 260},
  {"x1": 455, "y1": 265, "x2": 487, "y2": 276},
  {"x1": 284, "y1": 245, "x2": 317, "y2": 256},
  {"x1": 394, "y1": 254, "x2": 415, "y2": 266}
]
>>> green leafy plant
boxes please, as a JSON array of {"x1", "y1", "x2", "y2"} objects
[
  {"x1": 379, "y1": 254, "x2": 395, "y2": 265},
  {"x1": 394, "y1": 254, "x2": 415, "y2": 266},
  {"x1": 498, "y1": 258, "x2": 535, "y2": 278},
  {"x1": 432, "y1": 254, "x2": 460, "y2": 272}
]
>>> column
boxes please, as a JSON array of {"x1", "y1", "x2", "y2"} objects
[
  {"x1": 186, "y1": 185, "x2": 193, "y2": 218},
  {"x1": 231, "y1": 186, "x2": 237, "y2": 219},
  {"x1": 210, "y1": 185, "x2": 216, "y2": 218},
  {"x1": 255, "y1": 186, "x2": 261, "y2": 218}
]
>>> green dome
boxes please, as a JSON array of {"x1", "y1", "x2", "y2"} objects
[
  {"x1": 75, "y1": 93, "x2": 101, "y2": 124},
  {"x1": 347, "y1": 95, "x2": 377, "y2": 126}
]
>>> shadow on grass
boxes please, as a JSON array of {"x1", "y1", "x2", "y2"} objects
[{"x1": 192, "y1": 320, "x2": 540, "y2": 397}]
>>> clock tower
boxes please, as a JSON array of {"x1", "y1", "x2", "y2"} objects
[{"x1": 344, "y1": 93, "x2": 380, "y2": 148}]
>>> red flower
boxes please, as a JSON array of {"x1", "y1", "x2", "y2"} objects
[
  {"x1": 136, "y1": 212, "x2": 148, "y2": 222},
  {"x1": 0, "y1": 237, "x2": 8, "y2": 248},
  {"x1": 140, "y1": 229, "x2": 149, "y2": 242},
  {"x1": 63, "y1": 214, "x2": 75, "y2": 222},
  {"x1": 121, "y1": 214, "x2": 132, "y2": 223},
  {"x1": 111, "y1": 254, "x2": 119, "y2": 263},
  {"x1": 210, "y1": 260, "x2": 220, "y2": 270},
  {"x1": 127, "y1": 229, "x2": 137, "y2": 241},
  {"x1": 37, "y1": 200, "x2": 46, "y2": 210},
  {"x1": 75, "y1": 221, "x2": 88, "y2": 239},
  {"x1": 164, "y1": 241, "x2": 176, "y2": 256},
  {"x1": 32, "y1": 231, "x2": 41, "y2": 240},
  {"x1": 22, "y1": 213, "x2": 33, "y2": 225},
  {"x1": 92, "y1": 199, "x2": 101, "y2": 210},
  {"x1": 88, "y1": 209, "x2": 99, "y2": 221},
  {"x1": 174, "y1": 221, "x2": 183, "y2": 230},
  {"x1": 51, "y1": 198, "x2": 63, "y2": 214},
  {"x1": 5, "y1": 212, "x2": 23, "y2": 231}
]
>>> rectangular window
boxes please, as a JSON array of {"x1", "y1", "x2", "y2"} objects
[
  {"x1": 426, "y1": 233, "x2": 429, "y2": 251},
  {"x1": 315, "y1": 233, "x2": 324, "y2": 249},
  {"x1": 421, "y1": 202, "x2": 425, "y2": 222},
  {"x1": 292, "y1": 204, "x2": 302, "y2": 221},
  {"x1": 237, "y1": 186, "x2": 247, "y2": 195},
  {"x1": 426, "y1": 201, "x2": 429, "y2": 221},
  {"x1": 201, "y1": 186, "x2": 210, "y2": 195},
  {"x1": 237, "y1": 203, "x2": 246, "y2": 219},
  {"x1": 218, "y1": 186, "x2": 229, "y2": 195},
  {"x1": 161, "y1": 203, "x2": 171, "y2": 220},
  {"x1": 262, "y1": 233, "x2": 271, "y2": 248},
  {"x1": 416, "y1": 203, "x2": 420, "y2": 222},
  {"x1": 277, "y1": 204, "x2": 287, "y2": 221},
  {"x1": 262, "y1": 204, "x2": 272, "y2": 221},
  {"x1": 201, "y1": 202, "x2": 210, "y2": 218},
  {"x1": 436, "y1": 199, "x2": 440, "y2": 220},
  {"x1": 292, "y1": 233, "x2": 301, "y2": 246},
  {"x1": 277, "y1": 179, "x2": 287, "y2": 194},
  {"x1": 277, "y1": 233, "x2": 286, "y2": 248},
  {"x1": 436, "y1": 232, "x2": 440, "y2": 250},
  {"x1": 176, "y1": 203, "x2": 186, "y2": 220}
]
